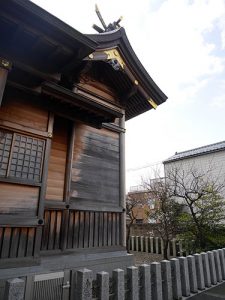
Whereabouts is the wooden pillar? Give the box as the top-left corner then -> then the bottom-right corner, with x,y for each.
0,58 -> 12,106
61,122 -> 75,251
34,112 -> 54,257
119,113 -> 126,247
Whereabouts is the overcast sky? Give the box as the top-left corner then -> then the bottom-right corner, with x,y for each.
32,0 -> 225,190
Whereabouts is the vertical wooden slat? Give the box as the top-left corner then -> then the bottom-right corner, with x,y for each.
112,213 -> 116,246
48,211 -> 56,250
103,212 -> 108,246
94,212 -> 99,247
79,211 -> 85,248
54,211 -> 62,250
73,211 -> 79,249
84,211 -> 90,248
33,227 -> 42,258
107,213 -> 112,246
9,227 -> 20,258
41,211 -> 50,250
0,228 -> 4,257
60,209 -> 69,251
18,228 -> 28,257
115,213 -> 120,245
26,228 -> 35,257
119,213 -> 123,246
1,227 -> 11,258
99,212 -> 103,247
89,212 -> 94,248
67,211 -> 74,249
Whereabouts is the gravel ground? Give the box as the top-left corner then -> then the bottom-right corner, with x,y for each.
130,251 -> 163,265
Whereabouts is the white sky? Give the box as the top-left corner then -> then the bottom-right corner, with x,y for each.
32,0 -> 225,190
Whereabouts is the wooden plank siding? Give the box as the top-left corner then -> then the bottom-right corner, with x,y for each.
45,117 -> 68,201
0,183 -> 39,215
71,124 -> 120,210
0,95 -> 48,132
77,78 -> 119,105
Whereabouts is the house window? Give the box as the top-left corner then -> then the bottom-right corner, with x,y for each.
0,128 -> 45,182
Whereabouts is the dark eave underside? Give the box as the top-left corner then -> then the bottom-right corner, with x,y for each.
0,0 -> 167,122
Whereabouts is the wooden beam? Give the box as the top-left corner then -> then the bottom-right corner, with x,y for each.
42,82 -> 123,119
40,96 -> 108,129
0,57 -> 12,106
119,114 -> 126,247
14,61 -> 61,83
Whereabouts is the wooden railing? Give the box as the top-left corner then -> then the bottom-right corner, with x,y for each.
41,209 -> 122,252
66,210 -> 122,249
0,227 -> 36,259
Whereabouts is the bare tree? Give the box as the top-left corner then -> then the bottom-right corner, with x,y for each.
165,165 -> 225,250
126,191 -> 149,252
143,178 -> 183,259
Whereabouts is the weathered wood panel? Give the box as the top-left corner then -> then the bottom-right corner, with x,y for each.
41,210 -> 62,251
66,210 -> 122,249
71,124 -> 120,208
46,117 -> 68,201
0,227 -> 36,258
0,96 -> 48,131
0,183 -> 39,215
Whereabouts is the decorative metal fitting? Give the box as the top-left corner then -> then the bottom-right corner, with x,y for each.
148,98 -> 157,109
0,58 -> 12,70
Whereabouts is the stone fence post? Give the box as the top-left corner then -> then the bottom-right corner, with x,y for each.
3,278 -> 25,300
76,268 -> 93,300
97,271 -> 109,300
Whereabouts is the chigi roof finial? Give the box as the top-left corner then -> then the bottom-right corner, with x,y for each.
93,4 -> 123,33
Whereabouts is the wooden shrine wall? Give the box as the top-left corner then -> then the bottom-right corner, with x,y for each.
70,124 -> 120,210
0,91 -> 51,261
0,89 -> 123,265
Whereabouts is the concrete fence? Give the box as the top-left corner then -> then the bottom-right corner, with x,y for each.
5,248 -> 225,300
129,236 -> 192,257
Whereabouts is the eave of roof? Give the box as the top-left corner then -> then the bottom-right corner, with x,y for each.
86,28 -> 168,107
163,140 -> 225,164
1,0 -> 167,121
1,0 -> 98,53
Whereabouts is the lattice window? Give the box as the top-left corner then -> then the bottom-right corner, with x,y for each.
0,131 -> 13,177
0,128 -> 45,182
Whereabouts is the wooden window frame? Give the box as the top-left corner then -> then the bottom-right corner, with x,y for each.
0,128 -> 46,185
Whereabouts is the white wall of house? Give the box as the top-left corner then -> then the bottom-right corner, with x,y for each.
164,150 -> 225,198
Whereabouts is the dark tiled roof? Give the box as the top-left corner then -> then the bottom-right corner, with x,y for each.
163,141 -> 225,163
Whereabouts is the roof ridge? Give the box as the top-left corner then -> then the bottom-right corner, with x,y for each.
175,140 -> 225,156
164,140 -> 225,163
